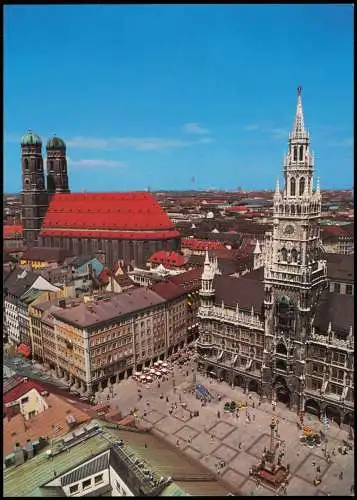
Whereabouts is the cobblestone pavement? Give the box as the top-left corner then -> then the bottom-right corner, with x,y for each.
96,362 -> 354,496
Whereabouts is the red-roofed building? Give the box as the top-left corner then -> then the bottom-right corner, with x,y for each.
148,250 -> 185,269
4,224 -> 23,249
3,377 -> 49,421
181,238 -> 225,256
38,192 -> 180,266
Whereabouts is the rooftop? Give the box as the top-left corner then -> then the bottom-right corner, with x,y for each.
4,419 -> 233,497
40,192 -> 180,240
51,288 -> 166,328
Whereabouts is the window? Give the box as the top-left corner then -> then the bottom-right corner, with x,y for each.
293,146 -> 297,162
299,177 -> 305,196
94,474 -> 103,484
281,248 -> 288,262
69,484 -> 79,494
290,178 -> 296,196
332,351 -> 345,366
291,249 -> 298,263
82,479 -> 91,489
21,397 -> 29,404
24,158 -> 29,170
346,284 -> 353,295
334,283 -> 341,294
299,145 -> 304,161
331,368 -> 344,383
329,383 -> 343,396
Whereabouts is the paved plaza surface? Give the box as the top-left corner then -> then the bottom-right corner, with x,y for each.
96,361 -> 354,496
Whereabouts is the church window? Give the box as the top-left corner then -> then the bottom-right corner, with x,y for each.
299,145 -> 304,161
290,177 -> 296,196
281,248 -> 288,262
24,158 -> 29,170
296,205 -> 301,214
276,342 -> 287,355
293,146 -> 297,161
276,359 -> 287,371
291,248 -> 298,263
291,205 -> 295,215
299,177 -> 305,196
276,296 -> 295,335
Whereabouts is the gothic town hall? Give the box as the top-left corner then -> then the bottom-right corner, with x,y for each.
196,87 -> 354,428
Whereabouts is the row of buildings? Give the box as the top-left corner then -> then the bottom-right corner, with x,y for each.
4,263 -> 201,394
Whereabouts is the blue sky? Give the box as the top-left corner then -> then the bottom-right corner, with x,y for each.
4,4 -> 353,193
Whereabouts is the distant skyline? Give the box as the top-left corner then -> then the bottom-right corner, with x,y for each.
4,4 -> 353,193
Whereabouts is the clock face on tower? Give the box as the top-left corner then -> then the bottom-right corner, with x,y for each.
284,224 -> 295,235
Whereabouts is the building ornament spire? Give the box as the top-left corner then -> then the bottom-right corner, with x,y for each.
293,85 -> 305,138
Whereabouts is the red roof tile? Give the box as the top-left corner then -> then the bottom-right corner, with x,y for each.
182,238 -> 225,251
148,250 -> 185,267
4,379 -> 46,405
4,224 -> 23,237
40,193 -> 180,240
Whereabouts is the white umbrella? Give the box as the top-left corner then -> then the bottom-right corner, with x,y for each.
157,360 -> 163,364
150,368 -> 156,374
161,368 -> 168,374
140,375 -> 146,380
154,362 -> 159,367
135,371 -> 142,376
162,362 -> 168,367
155,371 -> 162,377
146,376 -> 153,381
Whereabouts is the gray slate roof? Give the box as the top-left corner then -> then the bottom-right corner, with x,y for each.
326,253 -> 354,282
4,268 -> 39,298
51,288 -> 166,328
213,272 -> 264,313
314,290 -> 354,335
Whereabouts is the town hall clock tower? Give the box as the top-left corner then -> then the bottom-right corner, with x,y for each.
262,87 -> 328,411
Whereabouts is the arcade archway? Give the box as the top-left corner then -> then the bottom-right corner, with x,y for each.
248,379 -> 260,395
305,398 -> 320,416
325,406 -> 341,426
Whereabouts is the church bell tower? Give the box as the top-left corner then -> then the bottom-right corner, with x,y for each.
21,131 -> 48,247
262,87 -> 328,410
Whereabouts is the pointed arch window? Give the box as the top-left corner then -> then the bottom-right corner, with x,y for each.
299,145 -> 304,161
299,177 -> 305,196
293,146 -> 297,162
281,248 -> 288,262
291,248 -> 298,263
296,205 -> 301,215
290,177 -> 296,196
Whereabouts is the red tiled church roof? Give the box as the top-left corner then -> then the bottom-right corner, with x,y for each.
40,192 -> 180,240
148,250 -> 185,267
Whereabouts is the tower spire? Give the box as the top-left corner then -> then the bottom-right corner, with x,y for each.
293,86 -> 305,137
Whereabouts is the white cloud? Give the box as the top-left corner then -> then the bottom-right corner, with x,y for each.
67,158 -> 126,168
243,124 -> 260,131
269,127 -> 288,140
66,135 -> 212,151
328,138 -> 353,148
183,122 -> 211,135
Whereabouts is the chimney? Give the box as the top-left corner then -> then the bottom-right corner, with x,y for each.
14,443 -> 25,466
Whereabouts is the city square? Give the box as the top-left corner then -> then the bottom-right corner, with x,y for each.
97,359 -> 354,496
